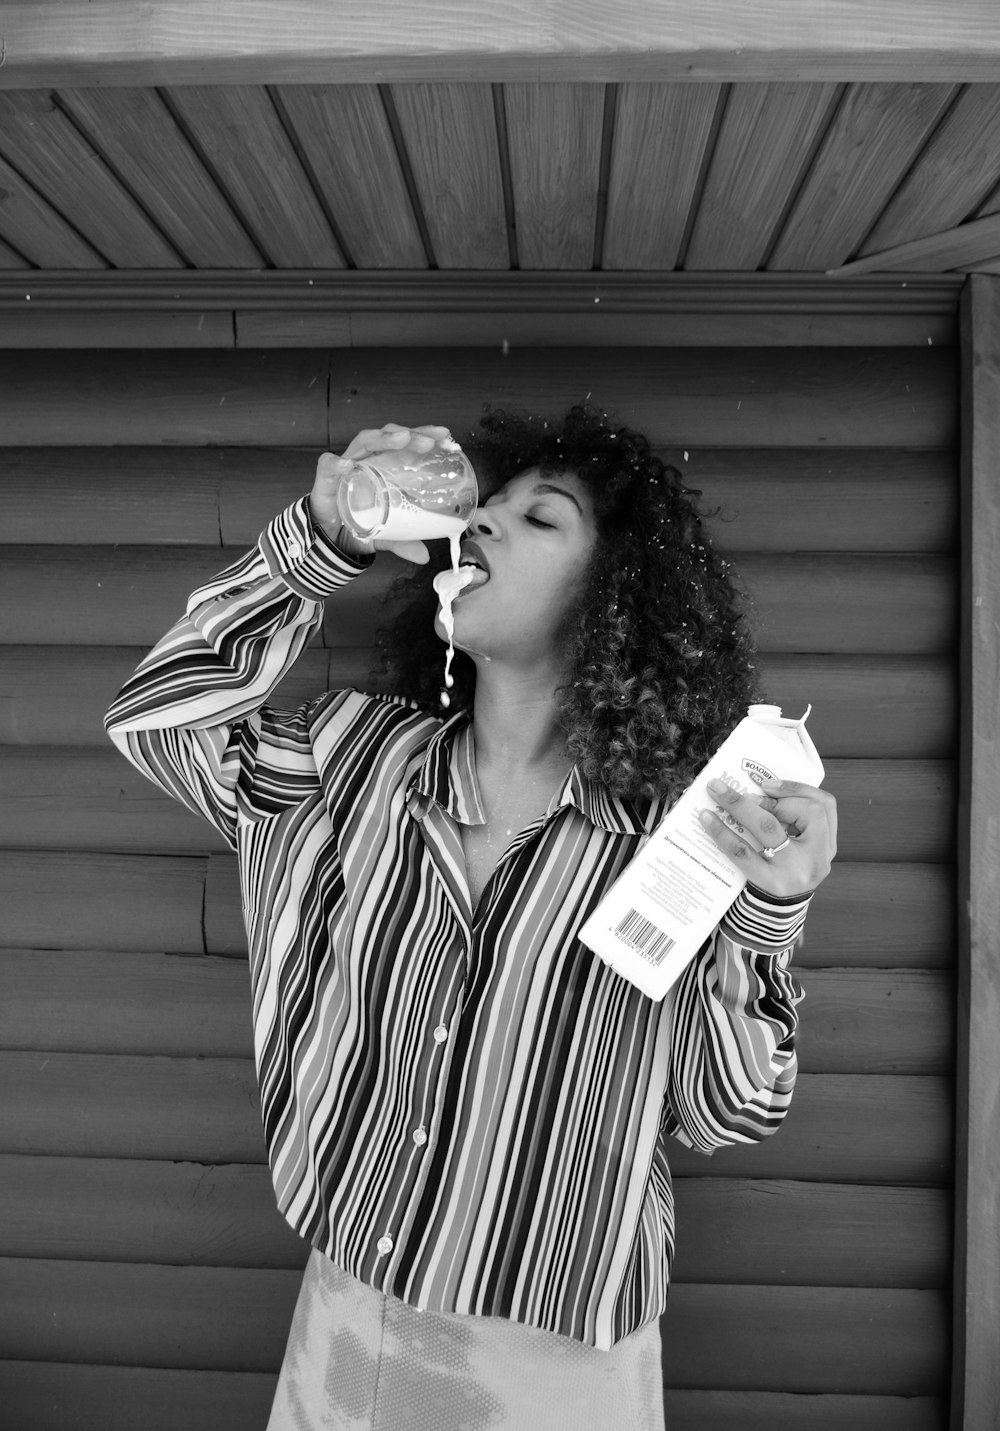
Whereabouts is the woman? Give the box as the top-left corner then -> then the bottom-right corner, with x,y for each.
106,406 -> 836,1430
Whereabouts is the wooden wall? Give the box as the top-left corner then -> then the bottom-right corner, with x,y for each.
0,336 -> 957,1430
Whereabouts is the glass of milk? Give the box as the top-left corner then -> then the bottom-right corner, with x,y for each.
336,433 -> 478,543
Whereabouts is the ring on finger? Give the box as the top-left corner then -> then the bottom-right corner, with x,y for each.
760,836 -> 792,861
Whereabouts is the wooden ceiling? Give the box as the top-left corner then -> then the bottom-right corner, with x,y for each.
2,78 -> 1000,278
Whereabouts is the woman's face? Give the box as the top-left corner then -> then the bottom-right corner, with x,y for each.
438,467 -> 598,671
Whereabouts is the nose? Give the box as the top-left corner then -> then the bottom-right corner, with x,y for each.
471,504 -> 500,538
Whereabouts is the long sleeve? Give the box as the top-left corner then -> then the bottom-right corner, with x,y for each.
105,497 -> 372,847
664,883 -> 808,1153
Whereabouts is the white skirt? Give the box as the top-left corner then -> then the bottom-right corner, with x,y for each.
267,1250 -> 666,1431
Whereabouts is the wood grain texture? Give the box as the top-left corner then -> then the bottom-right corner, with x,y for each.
0,645 -> 336,745
601,83 -> 722,270
328,347 -> 958,449
1,547 -> 955,651
952,273 -> 1000,1431
0,151 -> 105,267
0,952 -> 950,1074
685,83 -> 841,271
0,91 -> 181,267
1,4 -> 999,88
660,1286 -> 949,1394
797,861 -> 953,969
0,850 -> 207,953
0,1369 -> 945,1431
0,1057 -> 951,1182
160,87 -> 344,268
56,87 -> 264,267
388,84 -> 508,269
0,1157 -> 949,1289
204,856 -> 955,968
0,647 -> 952,756
272,85 -> 426,269
860,84 -> 1000,257
0,1258 -> 948,1392
0,446 -> 956,552
830,212 -> 1000,277
503,82 -> 604,269
661,1392 -> 945,1431
0,748 -> 954,860
0,350 -> 329,447
0,310 -> 235,347
0,233 -> 29,268
768,83 -> 957,271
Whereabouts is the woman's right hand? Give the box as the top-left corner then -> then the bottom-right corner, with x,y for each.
310,424 -> 451,566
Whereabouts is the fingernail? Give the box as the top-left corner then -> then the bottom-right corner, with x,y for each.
698,809 -> 715,827
707,778 -> 728,794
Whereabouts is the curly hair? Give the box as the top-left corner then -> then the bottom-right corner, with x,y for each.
373,404 -> 761,802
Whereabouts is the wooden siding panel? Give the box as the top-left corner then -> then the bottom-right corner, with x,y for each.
767,83 -> 957,271
0,310 -> 235,347
205,856 -> 955,968
860,84 -> 1000,256
602,83 -> 723,270
272,85 -> 426,269
160,87 -> 344,268
0,1260 -> 947,1393
0,648 -> 953,758
328,348 -> 957,449
0,351 -> 329,446
0,446 -> 957,553
0,152 -> 106,267
0,547 -> 954,652
0,952 -> 950,1075
0,850 -> 207,954
0,92 -> 181,267
56,88 -> 264,267
0,749 -> 955,861
0,1157 -> 949,1290
0,1057 -> 952,1183
503,83 -> 604,270
0,1369 -> 946,1431
388,85 -> 508,269
0,646 -> 336,746
685,83 -> 841,271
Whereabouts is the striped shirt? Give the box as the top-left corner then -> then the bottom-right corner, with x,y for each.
106,496 -> 808,1351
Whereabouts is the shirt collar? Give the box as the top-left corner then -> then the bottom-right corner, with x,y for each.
407,711 -> 654,836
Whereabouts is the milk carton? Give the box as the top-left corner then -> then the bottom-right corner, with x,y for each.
578,705 -> 824,1000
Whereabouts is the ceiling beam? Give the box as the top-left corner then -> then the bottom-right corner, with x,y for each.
0,2 -> 998,89
828,215 -> 1000,277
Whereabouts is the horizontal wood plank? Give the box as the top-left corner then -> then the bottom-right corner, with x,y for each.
0,1057 -> 952,1182
2,5 -> 999,87
660,1286 -> 949,1394
0,748 -> 956,861
0,1259 -> 948,1393
0,850 -> 207,954
327,347 -> 957,449
0,1366 -> 945,1431
0,1157 -> 949,1290
0,951 -> 954,1075
0,647 -> 954,758
206,855 -> 955,968
0,446 -> 957,552
661,1392 -> 944,1431
0,351 -> 329,446
0,310 -> 235,348
0,547 -> 957,653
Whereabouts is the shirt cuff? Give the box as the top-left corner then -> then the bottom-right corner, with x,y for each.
721,883 -> 813,952
259,497 -> 374,599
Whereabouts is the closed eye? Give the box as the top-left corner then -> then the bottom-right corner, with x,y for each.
526,514 -> 555,529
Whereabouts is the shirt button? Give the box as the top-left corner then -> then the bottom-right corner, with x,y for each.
433,1024 -> 448,1044
376,1234 -> 394,1256
412,1126 -> 428,1146
288,539 -> 303,560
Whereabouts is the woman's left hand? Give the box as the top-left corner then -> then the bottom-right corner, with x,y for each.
699,778 -> 838,899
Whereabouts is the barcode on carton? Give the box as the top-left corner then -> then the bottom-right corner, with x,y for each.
614,910 -> 675,967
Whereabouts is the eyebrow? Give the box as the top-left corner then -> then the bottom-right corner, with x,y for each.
532,481 -> 584,516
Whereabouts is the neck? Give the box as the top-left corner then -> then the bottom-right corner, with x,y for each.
469,659 -> 570,775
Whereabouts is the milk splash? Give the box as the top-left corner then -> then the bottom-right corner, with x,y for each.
432,534 -> 475,707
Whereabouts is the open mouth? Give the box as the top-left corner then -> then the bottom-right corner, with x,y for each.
457,541 -> 491,588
